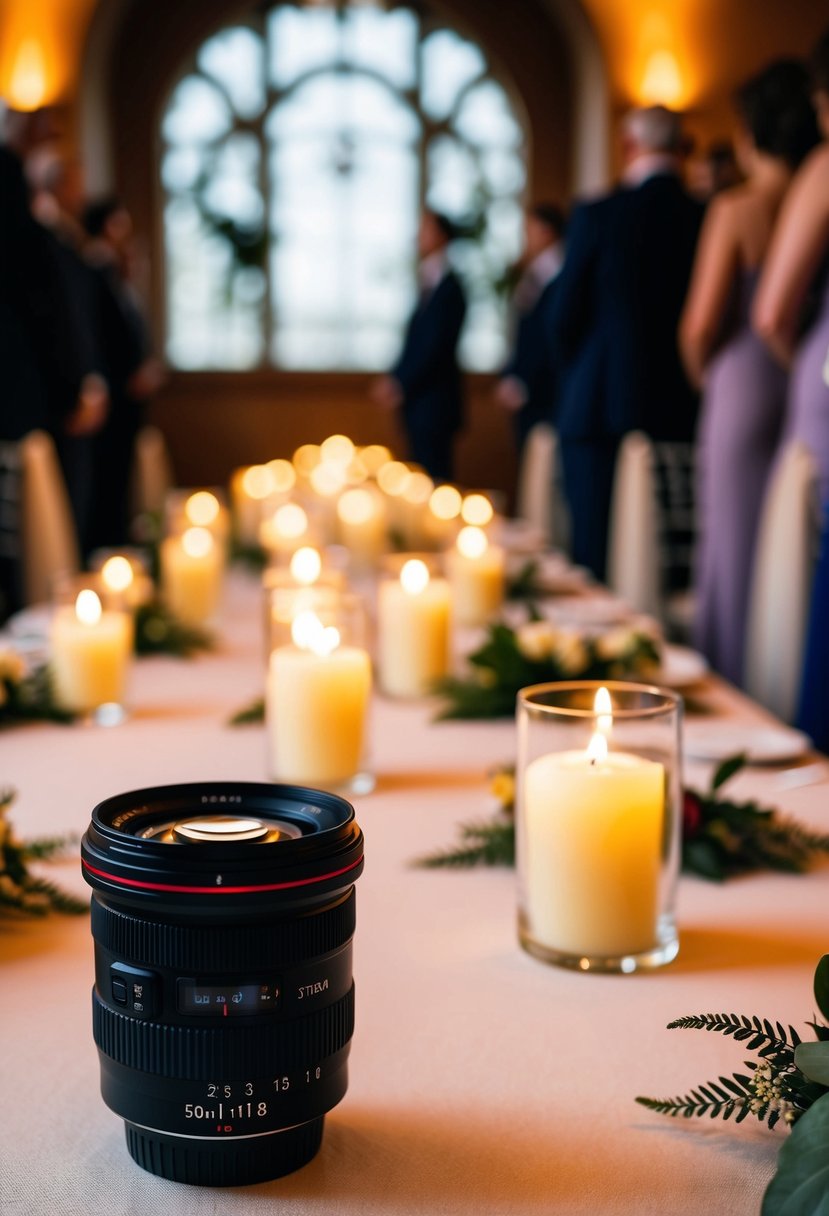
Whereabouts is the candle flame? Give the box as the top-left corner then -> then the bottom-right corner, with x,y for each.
181,527 -> 214,558
310,460 -> 347,497
292,444 -> 321,476
291,610 -> 340,656
376,461 -> 411,497
401,471 -> 434,506
267,459 -> 296,494
401,559 -> 429,595
429,484 -> 462,521
241,465 -> 275,500
594,685 -> 613,736
587,730 -> 608,766
461,493 -> 494,527
101,556 -> 134,593
273,503 -> 308,540
185,490 -> 220,526
338,487 -> 375,525
359,444 -> 392,475
76,589 -> 102,626
457,525 -> 488,560
290,546 -> 322,586
320,434 -> 355,467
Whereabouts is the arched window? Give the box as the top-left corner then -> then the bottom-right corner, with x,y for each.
160,3 -> 527,373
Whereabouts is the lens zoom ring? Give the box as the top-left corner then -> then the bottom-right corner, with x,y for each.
93,987 -> 354,1079
91,891 -> 355,969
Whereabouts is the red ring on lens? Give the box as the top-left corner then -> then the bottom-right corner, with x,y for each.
81,854 -> 363,894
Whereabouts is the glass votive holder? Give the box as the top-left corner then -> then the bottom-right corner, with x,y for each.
88,549 -> 155,610
266,587 -> 373,795
165,488 -> 230,555
377,555 -> 451,698
159,526 -> 224,628
516,681 -> 682,974
50,575 -> 133,724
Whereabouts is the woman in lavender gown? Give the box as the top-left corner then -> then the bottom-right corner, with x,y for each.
755,30 -> 829,498
680,61 -> 819,685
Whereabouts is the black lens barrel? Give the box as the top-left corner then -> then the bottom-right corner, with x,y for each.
81,782 -> 364,1187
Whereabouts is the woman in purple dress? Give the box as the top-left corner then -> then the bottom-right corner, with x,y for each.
680,61 -> 819,685
755,30 -> 829,498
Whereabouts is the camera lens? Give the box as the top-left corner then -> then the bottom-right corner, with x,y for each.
81,782 -> 364,1186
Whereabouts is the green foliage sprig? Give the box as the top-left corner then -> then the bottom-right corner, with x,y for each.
639,957 -> 829,1216
0,654 -> 74,726
433,617 -> 661,720
416,755 -> 829,881
505,559 -> 544,602
134,601 -> 214,658
0,789 -> 87,916
228,696 -> 265,726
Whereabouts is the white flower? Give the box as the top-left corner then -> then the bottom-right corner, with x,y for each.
595,628 -> 635,661
515,621 -> 558,662
0,649 -> 25,686
553,629 -> 589,675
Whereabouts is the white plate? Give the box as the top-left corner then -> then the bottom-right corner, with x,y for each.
654,644 -> 709,689
6,604 -> 53,641
684,723 -> 811,764
549,596 -> 632,627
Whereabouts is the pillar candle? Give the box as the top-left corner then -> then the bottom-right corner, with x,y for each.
523,736 -> 665,958
445,525 -> 505,626
50,590 -> 132,713
337,487 -> 387,569
267,611 -> 371,787
160,527 -> 222,626
377,559 -> 451,697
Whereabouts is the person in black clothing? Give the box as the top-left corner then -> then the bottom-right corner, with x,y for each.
374,211 -> 467,480
550,106 -> 704,581
83,198 -> 164,550
494,203 -> 566,459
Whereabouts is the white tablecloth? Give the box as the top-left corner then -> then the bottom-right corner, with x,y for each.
2,574 -> 827,1215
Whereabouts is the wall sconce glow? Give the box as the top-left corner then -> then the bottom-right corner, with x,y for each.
639,49 -> 684,107
7,39 -> 48,111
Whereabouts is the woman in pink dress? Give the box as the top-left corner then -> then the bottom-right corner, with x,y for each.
681,60 -> 819,685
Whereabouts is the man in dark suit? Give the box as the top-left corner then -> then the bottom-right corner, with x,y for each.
551,106 -> 703,581
374,211 -> 466,480
494,203 -> 565,458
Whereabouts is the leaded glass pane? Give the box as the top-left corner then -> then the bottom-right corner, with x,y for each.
421,29 -> 485,120
197,26 -> 265,119
162,75 -> 232,145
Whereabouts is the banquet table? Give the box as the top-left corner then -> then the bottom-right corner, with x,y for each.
2,569 -> 828,1216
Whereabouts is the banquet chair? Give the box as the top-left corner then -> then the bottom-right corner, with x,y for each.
744,441 -> 820,723
515,422 -> 570,550
606,431 -> 661,617
19,429 -> 80,605
131,425 -> 174,518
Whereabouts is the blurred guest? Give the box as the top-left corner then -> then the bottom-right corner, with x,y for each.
83,198 -> 164,549
493,203 -> 565,459
690,140 -> 743,200
550,106 -> 703,581
754,28 -> 829,498
0,119 -> 101,616
681,60 -> 819,685
373,211 -> 466,480
25,145 -> 110,556
798,498 -> 829,752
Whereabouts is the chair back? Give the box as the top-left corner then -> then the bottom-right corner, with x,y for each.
744,441 -> 820,722
515,423 -> 570,550
20,430 -> 80,605
606,431 -> 661,616
131,425 -> 174,518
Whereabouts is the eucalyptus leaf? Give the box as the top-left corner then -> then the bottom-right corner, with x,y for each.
794,1042 -> 829,1086
761,1093 -> 829,1216
711,752 -> 748,792
814,956 -> 829,1023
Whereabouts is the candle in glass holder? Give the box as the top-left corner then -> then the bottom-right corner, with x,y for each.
266,608 -> 371,789
160,526 -> 222,626
51,589 -> 132,716
260,502 -> 311,559
461,493 -> 494,529
425,484 -> 462,549
446,525 -> 505,625
378,559 -> 450,697
230,466 -> 277,547
100,555 -> 153,613
517,684 -> 679,971
337,487 -> 386,568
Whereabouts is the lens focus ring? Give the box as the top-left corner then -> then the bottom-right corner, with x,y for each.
93,986 -> 355,1080
91,889 -> 356,970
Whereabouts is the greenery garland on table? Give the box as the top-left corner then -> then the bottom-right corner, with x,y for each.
637,955 -> 829,1215
0,789 -> 87,915
433,617 -> 661,720
416,755 -> 829,881
0,651 -> 74,726
134,601 -> 214,658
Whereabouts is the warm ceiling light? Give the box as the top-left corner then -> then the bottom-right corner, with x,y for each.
639,50 -> 684,107
7,40 -> 48,112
